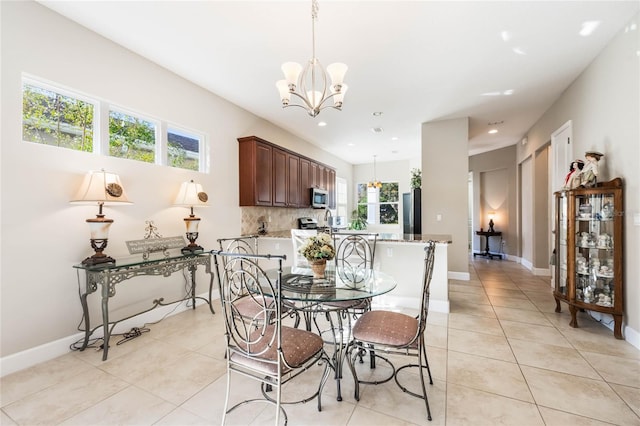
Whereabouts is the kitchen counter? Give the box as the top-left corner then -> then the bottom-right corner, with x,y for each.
258,230 -> 452,244
257,230 -> 452,313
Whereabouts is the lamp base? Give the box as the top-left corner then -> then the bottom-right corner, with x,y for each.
82,253 -> 116,265
182,232 -> 203,254
181,244 -> 204,255
82,238 -> 115,265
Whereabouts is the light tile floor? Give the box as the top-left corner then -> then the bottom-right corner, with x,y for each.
2,258 -> 639,425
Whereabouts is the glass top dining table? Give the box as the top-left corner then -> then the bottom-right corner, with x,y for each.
264,263 -> 397,402
264,264 -> 397,304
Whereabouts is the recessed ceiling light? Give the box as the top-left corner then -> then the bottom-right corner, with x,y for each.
372,111 -> 383,117
391,150 -> 398,154
512,47 -> 527,55
371,127 -> 384,133
488,129 -> 498,134
391,137 -> 399,141
580,21 -> 601,37
347,143 -> 355,146
318,121 -> 327,127
481,91 -> 501,96
500,31 -> 512,42
503,89 -> 514,96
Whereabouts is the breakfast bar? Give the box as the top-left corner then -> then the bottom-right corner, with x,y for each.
257,231 -> 452,313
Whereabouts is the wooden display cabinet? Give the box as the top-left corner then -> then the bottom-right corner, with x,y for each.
553,178 -> 624,339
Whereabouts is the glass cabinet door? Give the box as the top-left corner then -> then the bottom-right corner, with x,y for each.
573,192 -> 615,308
555,192 -> 568,299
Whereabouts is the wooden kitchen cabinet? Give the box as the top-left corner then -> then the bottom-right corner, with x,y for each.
273,146 -> 301,207
238,136 -> 272,206
299,158 -> 312,207
553,178 -> 624,339
238,136 -> 335,208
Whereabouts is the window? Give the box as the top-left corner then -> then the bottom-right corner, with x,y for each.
335,177 -> 348,218
22,82 -> 95,152
357,182 -> 399,225
168,127 -> 202,171
21,76 -> 209,172
109,110 -> 156,163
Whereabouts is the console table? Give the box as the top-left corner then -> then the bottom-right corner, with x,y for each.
73,252 -> 215,360
474,231 -> 503,259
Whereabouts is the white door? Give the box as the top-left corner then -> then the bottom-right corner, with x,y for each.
551,120 -> 573,192
550,121 -> 573,286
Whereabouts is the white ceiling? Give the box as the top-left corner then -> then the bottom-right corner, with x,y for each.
39,1 -> 639,165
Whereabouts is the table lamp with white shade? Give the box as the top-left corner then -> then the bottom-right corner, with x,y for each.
71,169 -> 132,265
174,179 -> 209,253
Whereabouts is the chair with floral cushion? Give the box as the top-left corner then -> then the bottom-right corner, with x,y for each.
211,250 -> 331,425
345,240 -> 436,421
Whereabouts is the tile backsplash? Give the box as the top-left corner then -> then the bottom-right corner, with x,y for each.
241,206 -> 327,235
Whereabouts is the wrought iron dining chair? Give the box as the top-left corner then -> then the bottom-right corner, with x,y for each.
217,236 -> 300,328
345,240 -> 436,421
211,250 -> 331,425
317,232 -> 378,366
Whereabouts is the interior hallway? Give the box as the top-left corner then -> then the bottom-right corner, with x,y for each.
1,257 -> 639,425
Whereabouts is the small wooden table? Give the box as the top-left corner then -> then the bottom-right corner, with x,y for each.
474,231 -> 503,259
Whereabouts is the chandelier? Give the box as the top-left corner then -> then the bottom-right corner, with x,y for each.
276,0 -> 348,117
368,155 -> 382,189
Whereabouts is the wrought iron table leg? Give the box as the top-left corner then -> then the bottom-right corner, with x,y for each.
79,291 -> 91,351
101,292 -> 110,361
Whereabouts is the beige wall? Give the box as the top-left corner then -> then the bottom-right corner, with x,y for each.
421,117 -> 469,276
0,1 -> 351,358
469,145 -> 518,257
519,13 -> 639,340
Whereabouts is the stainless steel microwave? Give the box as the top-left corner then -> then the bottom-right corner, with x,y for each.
310,187 -> 328,209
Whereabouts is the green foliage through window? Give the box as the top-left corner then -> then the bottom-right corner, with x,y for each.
22,83 -> 94,151
22,78 -> 207,172
109,111 -> 156,163
356,182 -> 399,225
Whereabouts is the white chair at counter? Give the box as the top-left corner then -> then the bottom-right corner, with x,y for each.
290,229 -> 318,274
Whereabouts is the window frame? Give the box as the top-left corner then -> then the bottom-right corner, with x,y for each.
356,181 -> 400,225
22,77 -> 99,152
21,75 -> 210,173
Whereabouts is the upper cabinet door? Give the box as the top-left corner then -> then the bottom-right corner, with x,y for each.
287,153 -> 300,207
272,147 -> 288,207
299,158 -> 311,207
238,137 -> 273,206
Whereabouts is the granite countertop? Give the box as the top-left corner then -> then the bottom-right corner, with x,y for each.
256,230 -> 452,244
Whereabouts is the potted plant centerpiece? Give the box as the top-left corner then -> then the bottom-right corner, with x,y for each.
299,233 -> 335,278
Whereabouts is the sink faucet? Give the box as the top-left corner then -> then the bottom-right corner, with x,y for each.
324,209 -> 333,233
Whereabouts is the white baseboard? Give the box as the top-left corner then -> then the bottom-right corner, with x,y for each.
521,258 -> 533,271
0,293 -> 217,378
448,271 -> 470,281
586,311 -> 640,350
532,267 -> 551,276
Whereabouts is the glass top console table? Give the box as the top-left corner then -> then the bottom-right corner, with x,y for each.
73,251 -> 215,361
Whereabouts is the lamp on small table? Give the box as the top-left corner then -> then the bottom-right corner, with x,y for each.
488,211 -> 496,233
174,179 -> 209,254
71,169 -> 132,265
